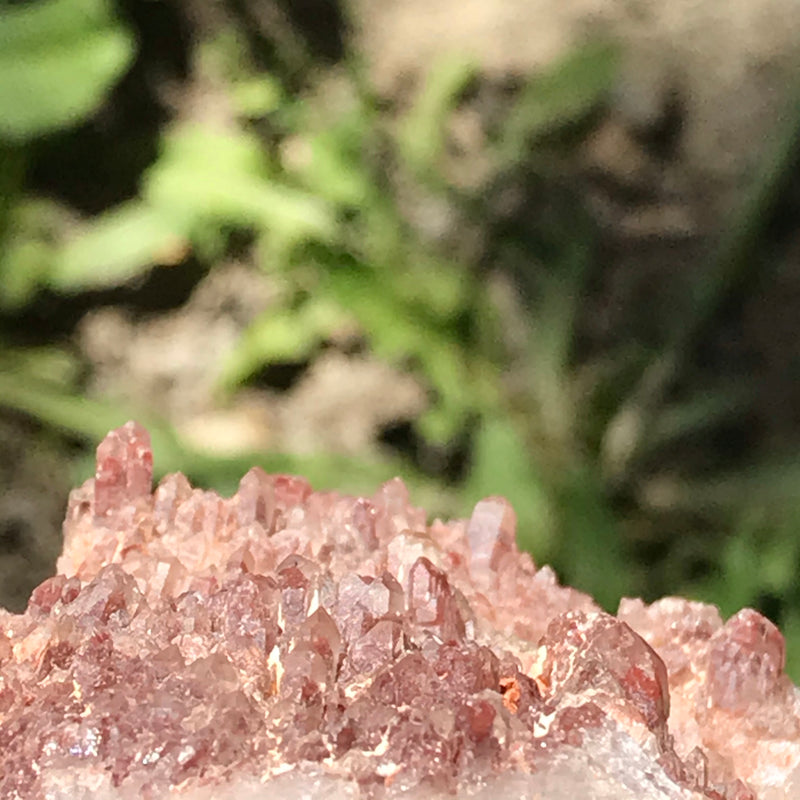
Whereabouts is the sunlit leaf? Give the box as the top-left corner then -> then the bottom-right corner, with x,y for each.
0,0 -> 135,140
50,201 -> 189,291
400,53 -> 477,173
144,125 -> 337,246
232,76 -> 283,118
297,117 -> 374,208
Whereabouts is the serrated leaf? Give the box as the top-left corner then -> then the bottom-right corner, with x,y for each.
0,0 -> 135,140
318,253 -> 496,444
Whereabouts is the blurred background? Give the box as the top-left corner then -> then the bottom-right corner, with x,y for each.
2,0 -> 800,675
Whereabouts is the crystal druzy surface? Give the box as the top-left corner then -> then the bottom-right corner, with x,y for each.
1,423 -> 799,799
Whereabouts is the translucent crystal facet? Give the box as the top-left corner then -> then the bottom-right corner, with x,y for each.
466,496 -> 517,581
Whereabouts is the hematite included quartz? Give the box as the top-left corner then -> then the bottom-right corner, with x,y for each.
1,423 -> 798,799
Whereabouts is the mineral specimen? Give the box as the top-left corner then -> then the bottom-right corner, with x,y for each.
1,422 -> 798,799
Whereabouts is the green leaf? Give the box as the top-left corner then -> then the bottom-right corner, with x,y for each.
499,40 -> 618,160
0,234 -> 57,309
646,457 -> 800,515
642,385 -> 753,454
0,0 -> 135,140
303,122 -> 373,208
555,467 -> 629,609
144,124 -> 337,246
50,201 -> 189,291
463,416 -> 558,562
313,250 -> 500,444
0,345 -> 79,386
415,343 -> 473,443
392,255 -> 470,320
232,76 -> 283,118
780,610 -> 800,683
322,260 -> 463,441
689,509 -> 800,614
399,53 -> 477,173
219,297 -> 351,389
0,198 -> 68,309
1,196 -> 187,303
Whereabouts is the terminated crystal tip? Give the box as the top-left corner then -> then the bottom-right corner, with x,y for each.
94,420 -> 153,516
1,424 -> 799,799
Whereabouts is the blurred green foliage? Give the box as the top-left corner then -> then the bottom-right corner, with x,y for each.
0,0 -> 134,140
1,0 -> 800,677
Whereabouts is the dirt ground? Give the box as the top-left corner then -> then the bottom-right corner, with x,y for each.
356,0 -> 800,198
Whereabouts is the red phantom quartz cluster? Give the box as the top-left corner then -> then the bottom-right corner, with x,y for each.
1,422 -> 799,799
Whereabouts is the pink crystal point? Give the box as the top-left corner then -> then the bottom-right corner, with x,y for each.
2,424 -> 799,800
708,607 -> 786,710
540,611 -> 670,733
408,556 -> 466,642
466,496 -> 517,580
94,420 -> 153,516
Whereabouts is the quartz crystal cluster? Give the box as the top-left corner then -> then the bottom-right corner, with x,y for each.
2,423 -> 799,799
